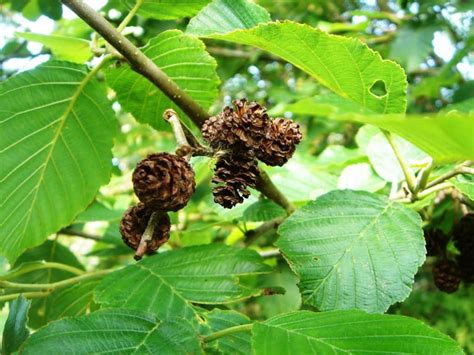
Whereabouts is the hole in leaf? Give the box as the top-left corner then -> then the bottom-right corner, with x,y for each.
369,80 -> 387,97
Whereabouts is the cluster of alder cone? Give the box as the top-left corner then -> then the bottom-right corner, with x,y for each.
120,99 -> 302,259
426,213 -> 474,293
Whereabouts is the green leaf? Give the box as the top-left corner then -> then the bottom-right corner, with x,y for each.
21,309 -> 203,354
252,310 -> 463,354
277,190 -> 425,313
338,163 -> 386,192
453,174 -> 474,200
269,159 -> 338,202
38,0 -> 62,20
2,295 -> 31,354
44,279 -> 99,324
15,32 -> 92,64
243,199 -> 285,222
95,244 -> 271,322
9,240 -> 85,329
106,30 -> 219,130
187,0 -> 271,36
114,0 -> 210,20
272,93 -> 374,118
389,25 -> 438,72
314,145 -> 366,171
367,132 -> 429,182
335,112 -> 474,163
74,201 -> 124,223
0,61 -> 117,262
195,21 -> 407,114
203,309 -> 252,354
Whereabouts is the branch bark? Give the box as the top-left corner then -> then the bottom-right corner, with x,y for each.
61,0 -> 294,214
61,0 -> 209,127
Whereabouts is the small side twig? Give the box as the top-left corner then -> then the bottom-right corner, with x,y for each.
256,170 -> 295,215
59,228 -> 102,241
425,161 -> 473,189
245,217 -> 284,246
135,211 -> 162,260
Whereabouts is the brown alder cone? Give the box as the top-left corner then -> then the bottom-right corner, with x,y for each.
212,152 -> 259,208
257,118 -> 302,166
201,98 -> 269,150
424,229 -> 449,257
453,213 -> 474,283
132,153 -> 195,211
433,259 -> 461,293
120,203 -> 171,255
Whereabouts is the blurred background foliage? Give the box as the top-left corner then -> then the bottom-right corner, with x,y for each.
0,0 -> 473,352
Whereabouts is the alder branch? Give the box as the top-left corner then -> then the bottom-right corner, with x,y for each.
61,0 -> 295,214
61,0 -> 209,127
245,217 -> 284,246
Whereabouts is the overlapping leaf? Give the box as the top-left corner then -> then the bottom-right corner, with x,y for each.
21,309 -> 203,354
2,296 -> 31,354
106,30 -> 219,130
203,310 -> 252,354
95,244 -> 271,321
15,32 -> 92,63
0,61 -> 117,262
336,112 -> 474,163
252,310 -> 463,354
112,0 -> 210,20
277,190 -> 425,313
187,0 -> 271,36
193,21 -> 407,114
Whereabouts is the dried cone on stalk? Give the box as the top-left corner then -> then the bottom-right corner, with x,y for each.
212,152 -> 259,208
201,99 -> 270,150
453,213 -> 474,283
424,229 -> 449,257
120,203 -> 171,259
132,153 -> 195,211
433,259 -> 461,293
257,118 -> 302,166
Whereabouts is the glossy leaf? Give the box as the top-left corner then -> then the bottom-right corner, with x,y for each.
21,309 -> 203,354
335,112 -> 474,163
277,190 -> 425,313
187,0 -> 271,36
95,244 -> 271,321
243,199 -> 285,222
2,295 -> 31,354
252,310 -> 463,354
114,0 -> 210,20
196,21 -> 407,114
0,61 -> 117,262
106,30 -> 219,130
15,32 -> 92,63
338,163 -> 386,192
367,132 -> 428,182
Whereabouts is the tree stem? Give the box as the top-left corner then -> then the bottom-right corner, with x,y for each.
0,291 -> 50,303
61,0 -> 294,215
0,269 -> 113,291
256,170 -> 295,214
203,323 -> 254,343
382,131 -> 416,193
61,0 -> 210,127
425,161 -> 472,189
245,217 -> 284,246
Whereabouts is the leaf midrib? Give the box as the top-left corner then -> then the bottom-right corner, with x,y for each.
15,66 -> 98,251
